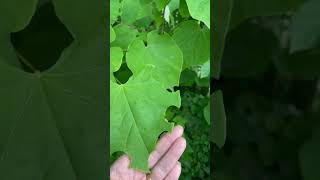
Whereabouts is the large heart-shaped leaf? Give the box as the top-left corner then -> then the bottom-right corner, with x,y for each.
212,0 -> 232,78
0,1 -> 107,179
110,31 -> 183,172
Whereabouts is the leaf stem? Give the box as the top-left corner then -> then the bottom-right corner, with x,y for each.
15,50 -> 39,73
159,8 -> 167,34
115,77 -> 122,84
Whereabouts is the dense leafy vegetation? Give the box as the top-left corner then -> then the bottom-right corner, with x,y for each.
0,0 -> 107,179
213,0 -> 320,179
168,86 -> 211,179
110,0 -> 211,175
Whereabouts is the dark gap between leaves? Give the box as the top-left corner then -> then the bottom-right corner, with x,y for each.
143,40 -> 148,47
211,77 -> 223,94
113,62 -> 133,84
10,1 -> 73,73
167,86 -> 180,93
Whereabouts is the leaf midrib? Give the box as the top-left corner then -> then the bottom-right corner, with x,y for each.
39,78 -> 78,179
121,85 -> 149,154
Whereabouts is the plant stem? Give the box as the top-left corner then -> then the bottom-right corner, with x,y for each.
15,51 -> 38,73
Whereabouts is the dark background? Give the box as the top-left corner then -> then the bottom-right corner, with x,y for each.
213,14 -> 320,180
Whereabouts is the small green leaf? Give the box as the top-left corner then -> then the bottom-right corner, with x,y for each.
110,47 -> 123,80
168,0 -> 180,12
173,20 -> 210,69
203,102 -> 210,125
185,0 -> 210,28
111,24 -> 138,50
212,91 -> 226,148
199,60 -> 210,78
110,26 -> 116,43
179,69 -> 197,86
121,0 -> 153,24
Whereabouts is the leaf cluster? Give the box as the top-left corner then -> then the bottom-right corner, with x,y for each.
110,0 -> 211,172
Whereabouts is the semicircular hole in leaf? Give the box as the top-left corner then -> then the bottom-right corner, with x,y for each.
10,2 -> 74,73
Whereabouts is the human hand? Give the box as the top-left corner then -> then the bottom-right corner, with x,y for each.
110,125 -> 186,180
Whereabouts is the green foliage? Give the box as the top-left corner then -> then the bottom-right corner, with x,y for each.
169,88 -> 210,179
0,1 -> 107,179
110,0 -> 210,172
185,0 -> 210,28
110,0 -> 121,24
173,20 -> 210,69
110,32 -> 182,172
111,24 -> 138,50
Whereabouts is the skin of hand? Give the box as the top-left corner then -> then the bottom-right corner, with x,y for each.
110,125 -> 186,180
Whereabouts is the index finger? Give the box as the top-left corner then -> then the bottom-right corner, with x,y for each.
148,125 -> 184,168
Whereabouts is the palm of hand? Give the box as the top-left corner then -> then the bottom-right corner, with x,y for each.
110,126 -> 186,180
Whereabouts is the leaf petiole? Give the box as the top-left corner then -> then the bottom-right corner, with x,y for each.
15,50 -> 39,73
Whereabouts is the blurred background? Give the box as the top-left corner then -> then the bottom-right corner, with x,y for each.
213,3 -> 320,180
